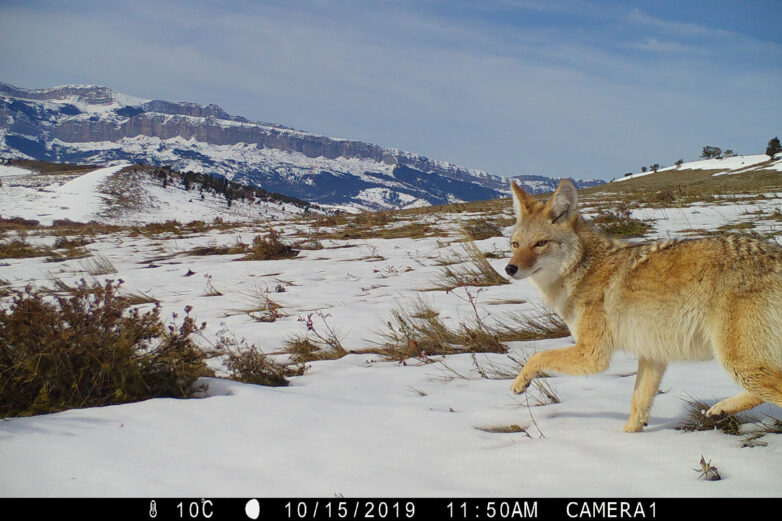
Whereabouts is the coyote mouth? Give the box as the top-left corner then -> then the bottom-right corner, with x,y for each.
508,266 -> 542,280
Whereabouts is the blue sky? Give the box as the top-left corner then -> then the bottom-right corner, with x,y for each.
1,0 -> 780,179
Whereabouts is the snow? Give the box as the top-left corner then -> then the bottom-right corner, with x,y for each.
612,154 -> 778,183
0,164 -> 128,224
0,162 -> 309,225
681,154 -> 770,172
3,354 -> 779,497
46,135 -> 399,188
0,166 -> 781,498
0,165 -> 35,177
353,187 -> 426,209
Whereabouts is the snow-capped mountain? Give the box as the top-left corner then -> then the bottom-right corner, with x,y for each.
511,174 -> 604,194
0,82 -> 602,209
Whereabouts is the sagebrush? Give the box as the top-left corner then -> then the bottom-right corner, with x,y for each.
0,279 -> 213,417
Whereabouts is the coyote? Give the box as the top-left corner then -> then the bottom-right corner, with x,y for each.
506,180 -> 782,432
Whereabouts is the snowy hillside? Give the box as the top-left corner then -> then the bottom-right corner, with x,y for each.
0,82 -> 603,210
613,154 -> 782,183
1,176 -> 780,497
0,162 -> 313,225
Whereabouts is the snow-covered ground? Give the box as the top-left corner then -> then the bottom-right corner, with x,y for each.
0,164 -> 36,177
1,175 -> 781,498
0,163 -> 308,225
0,163 -> 129,223
613,154 -> 782,183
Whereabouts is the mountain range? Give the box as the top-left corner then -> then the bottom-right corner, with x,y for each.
0,82 -> 603,210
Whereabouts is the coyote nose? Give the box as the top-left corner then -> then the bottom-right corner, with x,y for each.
505,264 -> 518,276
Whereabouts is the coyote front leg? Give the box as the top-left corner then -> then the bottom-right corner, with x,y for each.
623,357 -> 666,432
511,342 -> 610,394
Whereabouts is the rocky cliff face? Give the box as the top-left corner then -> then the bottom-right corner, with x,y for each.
0,82 -> 600,209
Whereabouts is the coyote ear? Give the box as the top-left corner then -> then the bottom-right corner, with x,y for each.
511,180 -> 536,221
547,179 -> 578,223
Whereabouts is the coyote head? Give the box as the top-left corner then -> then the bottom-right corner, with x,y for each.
506,179 -> 581,282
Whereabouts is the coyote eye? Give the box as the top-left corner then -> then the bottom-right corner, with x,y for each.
511,241 -> 519,249
534,240 -> 548,248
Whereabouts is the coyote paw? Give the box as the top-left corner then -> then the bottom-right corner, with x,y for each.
511,377 -> 530,394
622,420 -> 646,433
704,405 -> 726,418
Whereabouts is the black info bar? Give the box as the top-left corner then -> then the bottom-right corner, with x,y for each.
1,497 -> 775,520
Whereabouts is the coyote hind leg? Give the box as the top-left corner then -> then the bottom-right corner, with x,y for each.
710,319 -> 782,417
706,365 -> 782,417
706,391 -> 764,418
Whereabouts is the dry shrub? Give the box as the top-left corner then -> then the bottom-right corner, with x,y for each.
354,210 -> 394,227
284,337 -> 347,363
0,236 -> 49,259
284,312 -> 347,363
8,159 -> 94,175
0,280 -> 213,417
305,210 -> 438,241
461,220 -> 504,241
53,236 -> 93,249
49,219 -> 124,237
187,240 -> 246,257
1,234 -> 92,262
241,228 -> 298,261
221,338 -> 305,386
45,236 -> 92,262
648,188 -> 678,205
0,217 -> 40,233
591,206 -> 653,237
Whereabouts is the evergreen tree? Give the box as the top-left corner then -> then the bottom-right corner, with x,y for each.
767,137 -> 781,158
701,146 -> 721,159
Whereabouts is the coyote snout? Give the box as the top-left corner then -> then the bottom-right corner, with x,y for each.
507,179 -> 782,432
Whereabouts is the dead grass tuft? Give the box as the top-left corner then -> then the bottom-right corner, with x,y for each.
476,424 -> 529,434
225,285 -> 284,322
240,228 -> 298,261
81,254 -> 118,276
376,293 -> 507,361
495,305 -> 571,342
187,238 -> 246,257
591,206 -> 653,238
0,235 -> 49,259
220,337 -> 306,387
674,397 -> 757,435
0,217 -> 41,234
283,312 -> 348,363
435,240 -> 509,290
461,219 -> 505,241
202,274 -> 223,297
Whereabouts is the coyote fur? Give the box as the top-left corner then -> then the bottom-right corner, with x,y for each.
506,179 -> 782,432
